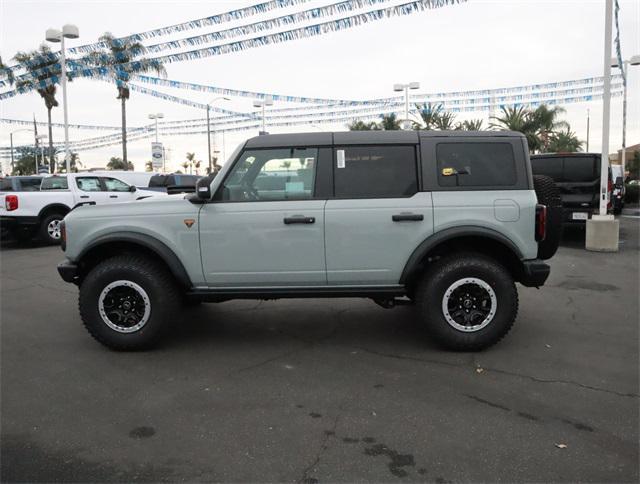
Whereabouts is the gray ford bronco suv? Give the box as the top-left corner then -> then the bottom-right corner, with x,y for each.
58,131 -> 559,351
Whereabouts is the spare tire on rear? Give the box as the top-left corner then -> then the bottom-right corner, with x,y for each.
533,174 -> 562,260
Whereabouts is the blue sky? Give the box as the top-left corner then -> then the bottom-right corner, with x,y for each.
1,0 -> 639,173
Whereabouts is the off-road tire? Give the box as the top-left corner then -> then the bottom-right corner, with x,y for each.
39,213 -> 65,245
79,255 -> 180,350
533,174 -> 562,260
415,253 -> 518,351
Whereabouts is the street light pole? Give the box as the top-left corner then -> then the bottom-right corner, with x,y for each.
46,24 -> 79,175
253,96 -> 273,135
598,0 -> 613,217
611,54 -> 640,182
393,82 -> 420,129
206,97 -> 230,173
586,108 -> 590,152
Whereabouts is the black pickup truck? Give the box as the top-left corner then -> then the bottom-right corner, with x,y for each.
530,153 -> 612,224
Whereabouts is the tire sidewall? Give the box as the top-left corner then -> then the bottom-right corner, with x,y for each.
80,261 -> 172,350
421,257 -> 517,350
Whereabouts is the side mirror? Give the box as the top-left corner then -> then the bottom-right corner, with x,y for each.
196,175 -> 214,200
129,185 -> 137,192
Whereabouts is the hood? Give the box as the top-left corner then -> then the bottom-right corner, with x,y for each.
66,193 -> 196,222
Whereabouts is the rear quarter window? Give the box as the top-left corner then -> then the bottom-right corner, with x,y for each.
436,142 -> 517,187
41,177 -> 69,190
0,179 -> 13,191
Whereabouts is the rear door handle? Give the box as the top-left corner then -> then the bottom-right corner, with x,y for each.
109,195 -> 118,198
284,216 -> 315,225
392,213 -> 424,222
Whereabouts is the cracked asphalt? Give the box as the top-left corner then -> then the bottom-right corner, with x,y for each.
1,216 -> 638,482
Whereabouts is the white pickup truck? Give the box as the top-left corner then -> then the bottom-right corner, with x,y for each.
0,172 -> 163,244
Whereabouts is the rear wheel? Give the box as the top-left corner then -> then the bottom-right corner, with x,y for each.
415,253 -> 518,351
39,213 -> 65,245
79,255 -> 180,350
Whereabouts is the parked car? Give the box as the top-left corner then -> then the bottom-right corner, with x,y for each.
147,173 -> 201,195
58,131 -> 560,351
530,153 -> 612,223
0,173 -> 163,244
0,176 -> 43,193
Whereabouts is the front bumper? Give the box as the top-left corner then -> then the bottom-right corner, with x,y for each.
57,259 -> 79,284
520,259 -> 550,287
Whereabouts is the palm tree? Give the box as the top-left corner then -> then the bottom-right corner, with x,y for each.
185,152 -> 196,174
83,33 -> 166,168
414,103 -> 444,130
107,156 -> 134,170
194,160 -> 201,175
13,45 -> 60,173
490,106 -> 539,152
348,120 -> 378,131
455,119 -> 484,131
145,160 -> 153,172
57,152 -> 81,173
435,111 -> 456,130
280,160 -> 292,170
530,105 -> 569,152
379,113 -> 400,130
547,128 -> 583,153
181,162 -> 189,173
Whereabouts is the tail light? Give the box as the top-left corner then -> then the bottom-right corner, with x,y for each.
535,204 -> 547,242
5,195 -> 18,211
607,178 -> 613,209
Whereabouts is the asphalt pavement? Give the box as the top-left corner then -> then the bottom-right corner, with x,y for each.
1,217 -> 638,482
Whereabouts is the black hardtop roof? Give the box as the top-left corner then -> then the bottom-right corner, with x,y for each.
531,152 -> 601,159
244,130 -> 526,148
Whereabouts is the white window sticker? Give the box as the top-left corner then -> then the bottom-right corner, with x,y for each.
337,149 -> 346,169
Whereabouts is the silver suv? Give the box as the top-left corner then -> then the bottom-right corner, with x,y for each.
57,131 -> 557,351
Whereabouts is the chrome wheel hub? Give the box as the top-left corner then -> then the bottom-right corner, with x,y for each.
98,280 -> 151,333
442,277 -> 497,332
47,219 -> 62,239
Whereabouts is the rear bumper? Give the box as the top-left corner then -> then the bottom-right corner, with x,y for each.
57,259 -> 79,284
562,208 -> 592,224
0,215 -> 39,228
520,259 -> 550,287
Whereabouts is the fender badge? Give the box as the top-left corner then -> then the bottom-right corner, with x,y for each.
184,219 -> 195,228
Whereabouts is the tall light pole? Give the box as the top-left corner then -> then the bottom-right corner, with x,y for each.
36,134 -> 48,173
253,96 -> 273,135
394,82 -> 420,130
611,54 -> 640,182
206,97 -> 229,174
148,113 -> 164,142
46,24 -> 79,175
586,0 -> 618,252
586,108 -> 590,152
9,128 -> 32,173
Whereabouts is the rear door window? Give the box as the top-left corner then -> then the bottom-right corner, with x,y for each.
531,156 -> 563,181
333,145 -> 418,198
562,156 -> 597,182
41,177 -> 69,190
76,177 -> 102,192
19,178 -> 42,191
102,177 -> 131,192
436,142 -> 517,187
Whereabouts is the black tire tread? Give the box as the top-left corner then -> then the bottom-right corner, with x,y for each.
79,254 -> 180,350
415,252 -> 519,351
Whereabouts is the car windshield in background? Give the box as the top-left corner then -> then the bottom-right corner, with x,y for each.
41,177 -> 69,190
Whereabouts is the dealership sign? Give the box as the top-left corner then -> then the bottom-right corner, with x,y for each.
151,142 -> 164,169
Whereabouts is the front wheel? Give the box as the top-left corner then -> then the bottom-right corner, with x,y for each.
415,253 -> 518,351
79,255 -> 180,350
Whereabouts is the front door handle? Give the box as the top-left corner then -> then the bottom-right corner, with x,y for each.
284,216 -> 315,225
80,195 -> 89,199
392,213 -> 424,222
109,195 -> 118,198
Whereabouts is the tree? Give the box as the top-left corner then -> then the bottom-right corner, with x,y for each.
107,156 -> 134,170
547,128 -> 583,153
194,159 -> 201,175
627,151 -> 639,181
490,105 -> 539,152
13,45 -> 60,173
11,147 -> 38,175
185,152 -> 196,174
181,162 -> 189,173
57,152 -> 81,173
455,119 -> 484,131
414,103 -> 444,130
530,105 -> 568,152
145,160 -> 153,172
83,32 -> 166,168
435,111 -> 456,130
280,160 -> 292,170
348,120 -> 378,131
379,113 -> 400,130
